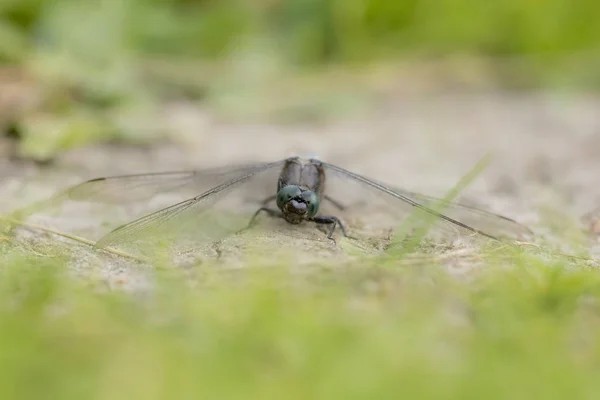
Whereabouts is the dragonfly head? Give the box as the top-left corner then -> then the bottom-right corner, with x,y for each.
276,185 -> 320,223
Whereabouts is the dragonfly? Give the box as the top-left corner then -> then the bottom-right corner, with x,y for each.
63,156 -> 533,251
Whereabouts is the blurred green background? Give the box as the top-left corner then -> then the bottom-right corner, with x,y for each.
1,0 -> 599,159
3,0 -> 599,67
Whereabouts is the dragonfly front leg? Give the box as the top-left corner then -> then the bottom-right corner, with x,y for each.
259,195 -> 277,206
245,206 -> 282,229
311,215 -> 354,243
236,206 -> 281,236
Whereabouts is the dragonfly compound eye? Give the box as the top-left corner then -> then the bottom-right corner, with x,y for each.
301,190 -> 320,217
276,185 -> 302,209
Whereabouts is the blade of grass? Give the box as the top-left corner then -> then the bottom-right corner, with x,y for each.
386,154 -> 494,257
0,215 -> 147,263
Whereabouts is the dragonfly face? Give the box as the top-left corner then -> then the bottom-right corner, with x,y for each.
276,185 -> 320,224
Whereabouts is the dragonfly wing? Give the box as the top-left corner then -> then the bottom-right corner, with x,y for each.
320,161 -> 531,242
93,160 -> 286,251
67,163 -> 274,204
67,171 -> 201,203
388,187 -> 533,240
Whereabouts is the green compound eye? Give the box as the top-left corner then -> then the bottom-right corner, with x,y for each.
301,190 -> 320,217
276,185 -> 302,209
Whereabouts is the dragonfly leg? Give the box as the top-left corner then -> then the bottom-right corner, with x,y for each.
311,215 -> 354,243
260,195 -> 277,206
245,206 -> 281,229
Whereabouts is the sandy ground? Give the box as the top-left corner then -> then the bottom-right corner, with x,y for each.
2,90 -> 600,288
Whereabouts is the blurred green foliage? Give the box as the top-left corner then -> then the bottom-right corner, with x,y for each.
1,0 -> 598,64
0,243 -> 599,399
0,0 -> 599,159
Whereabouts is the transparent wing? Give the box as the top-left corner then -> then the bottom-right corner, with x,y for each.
387,187 -> 533,239
92,160 -> 286,252
320,161 -> 532,242
5,170 -> 243,231
67,162 -> 273,204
